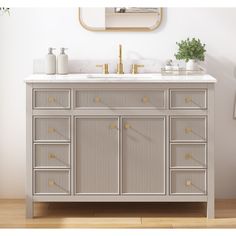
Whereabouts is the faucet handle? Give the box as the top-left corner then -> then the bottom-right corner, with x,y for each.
96,64 -> 109,74
131,64 -> 144,74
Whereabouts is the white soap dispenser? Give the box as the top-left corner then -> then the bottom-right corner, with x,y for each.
57,48 -> 68,75
45,47 -> 56,74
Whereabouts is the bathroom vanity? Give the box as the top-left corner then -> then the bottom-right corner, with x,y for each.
25,74 -> 216,218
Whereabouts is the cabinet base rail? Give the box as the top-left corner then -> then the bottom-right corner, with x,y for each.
32,195 -> 208,202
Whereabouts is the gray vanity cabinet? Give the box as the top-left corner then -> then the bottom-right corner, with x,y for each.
75,116 -> 165,195
26,75 -> 216,219
75,117 -> 119,194
122,117 -> 165,194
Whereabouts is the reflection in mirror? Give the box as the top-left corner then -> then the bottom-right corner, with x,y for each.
79,7 -> 162,31
114,8 -> 160,13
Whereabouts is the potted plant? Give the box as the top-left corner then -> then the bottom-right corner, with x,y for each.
175,38 -> 206,70
0,7 -> 10,15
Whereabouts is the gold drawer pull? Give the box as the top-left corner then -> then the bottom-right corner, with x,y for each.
48,128 -> 56,133
48,96 -> 56,103
124,123 -> 131,129
94,96 -> 101,103
185,180 -> 192,187
48,153 -> 56,159
185,128 -> 192,134
109,123 -> 117,129
185,153 -> 193,160
185,96 -> 192,103
48,180 -> 55,187
141,96 -> 150,103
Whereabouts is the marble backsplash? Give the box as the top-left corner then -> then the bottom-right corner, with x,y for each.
33,59 -> 165,74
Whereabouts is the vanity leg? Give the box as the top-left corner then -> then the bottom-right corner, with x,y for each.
207,199 -> 215,219
207,84 -> 215,219
26,196 -> 34,218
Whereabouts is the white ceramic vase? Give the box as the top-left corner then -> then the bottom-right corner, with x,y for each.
186,59 -> 198,70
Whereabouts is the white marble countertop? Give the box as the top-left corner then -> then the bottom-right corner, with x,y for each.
25,73 -> 217,83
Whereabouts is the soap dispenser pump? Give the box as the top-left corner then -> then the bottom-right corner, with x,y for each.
57,48 -> 68,75
45,47 -> 56,75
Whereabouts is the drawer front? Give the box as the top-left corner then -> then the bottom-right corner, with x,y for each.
170,170 -> 206,194
170,144 -> 206,168
33,89 -> 70,109
75,90 -> 165,108
170,117 -> 206,142
34,170 -> 70,195
34,144 -> 70,168
34,117 -> 70,141
170,89 -> 207,109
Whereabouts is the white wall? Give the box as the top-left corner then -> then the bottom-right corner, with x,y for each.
1,7 -> 236,199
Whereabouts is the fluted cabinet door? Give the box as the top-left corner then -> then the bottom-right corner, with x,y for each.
75,117 -> 119,194
122,117 -> 165,194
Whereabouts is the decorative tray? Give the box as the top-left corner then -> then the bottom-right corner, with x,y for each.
161,67 -> 205,76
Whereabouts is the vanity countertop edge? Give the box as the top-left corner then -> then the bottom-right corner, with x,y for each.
24,74 -> 217,83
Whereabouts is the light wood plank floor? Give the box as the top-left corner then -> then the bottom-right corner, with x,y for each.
0,199 -> 236,228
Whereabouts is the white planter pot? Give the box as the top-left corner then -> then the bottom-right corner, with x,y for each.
186,59 -> 198,70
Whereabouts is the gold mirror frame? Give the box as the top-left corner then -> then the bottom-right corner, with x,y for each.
78,8 -> 162,32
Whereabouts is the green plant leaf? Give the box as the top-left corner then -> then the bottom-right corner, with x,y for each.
174,37 -> 206,62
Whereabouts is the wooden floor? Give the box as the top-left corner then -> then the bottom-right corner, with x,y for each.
0,199 -> 236,228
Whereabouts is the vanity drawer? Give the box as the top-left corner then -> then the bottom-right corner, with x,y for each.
34,117 -> 70,142
33,89 -> 70,109
34,170 -> 70,195
170,143 -> 206,168
75,90 -> 165,109
34,143 -> 70,168
170,89 -> 207,109
170,117 -> 206,142
170,170 -> 206,195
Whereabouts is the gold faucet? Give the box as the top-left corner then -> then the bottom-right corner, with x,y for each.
117,44 -> 124,74
131,64 -> 144,74
96,64 -> 109,74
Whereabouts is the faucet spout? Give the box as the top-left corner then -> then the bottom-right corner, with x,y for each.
119,44 -> 122,64
117,44 -> 124,74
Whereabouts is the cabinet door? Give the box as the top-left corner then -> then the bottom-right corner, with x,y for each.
75,117 -> 119,194
122,117 -> 165,194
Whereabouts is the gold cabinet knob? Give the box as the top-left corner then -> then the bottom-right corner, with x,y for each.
124,123 -> 131,129
185,96 -> 192,104
48,153 -> 56,159
48,180 -> 55,187
48,127 -> 56,133
48,96 -> 56,103
94,96 -> 101,103
141,96 -> 150,103
185,128 -> 192,134
185,153 -> 193,160
109,123 -> 117,129
185,180 -> 192,187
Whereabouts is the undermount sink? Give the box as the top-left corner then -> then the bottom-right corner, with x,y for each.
86,74 -> 154,79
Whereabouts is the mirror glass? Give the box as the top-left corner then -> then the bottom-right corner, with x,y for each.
79,7 -> 162,31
